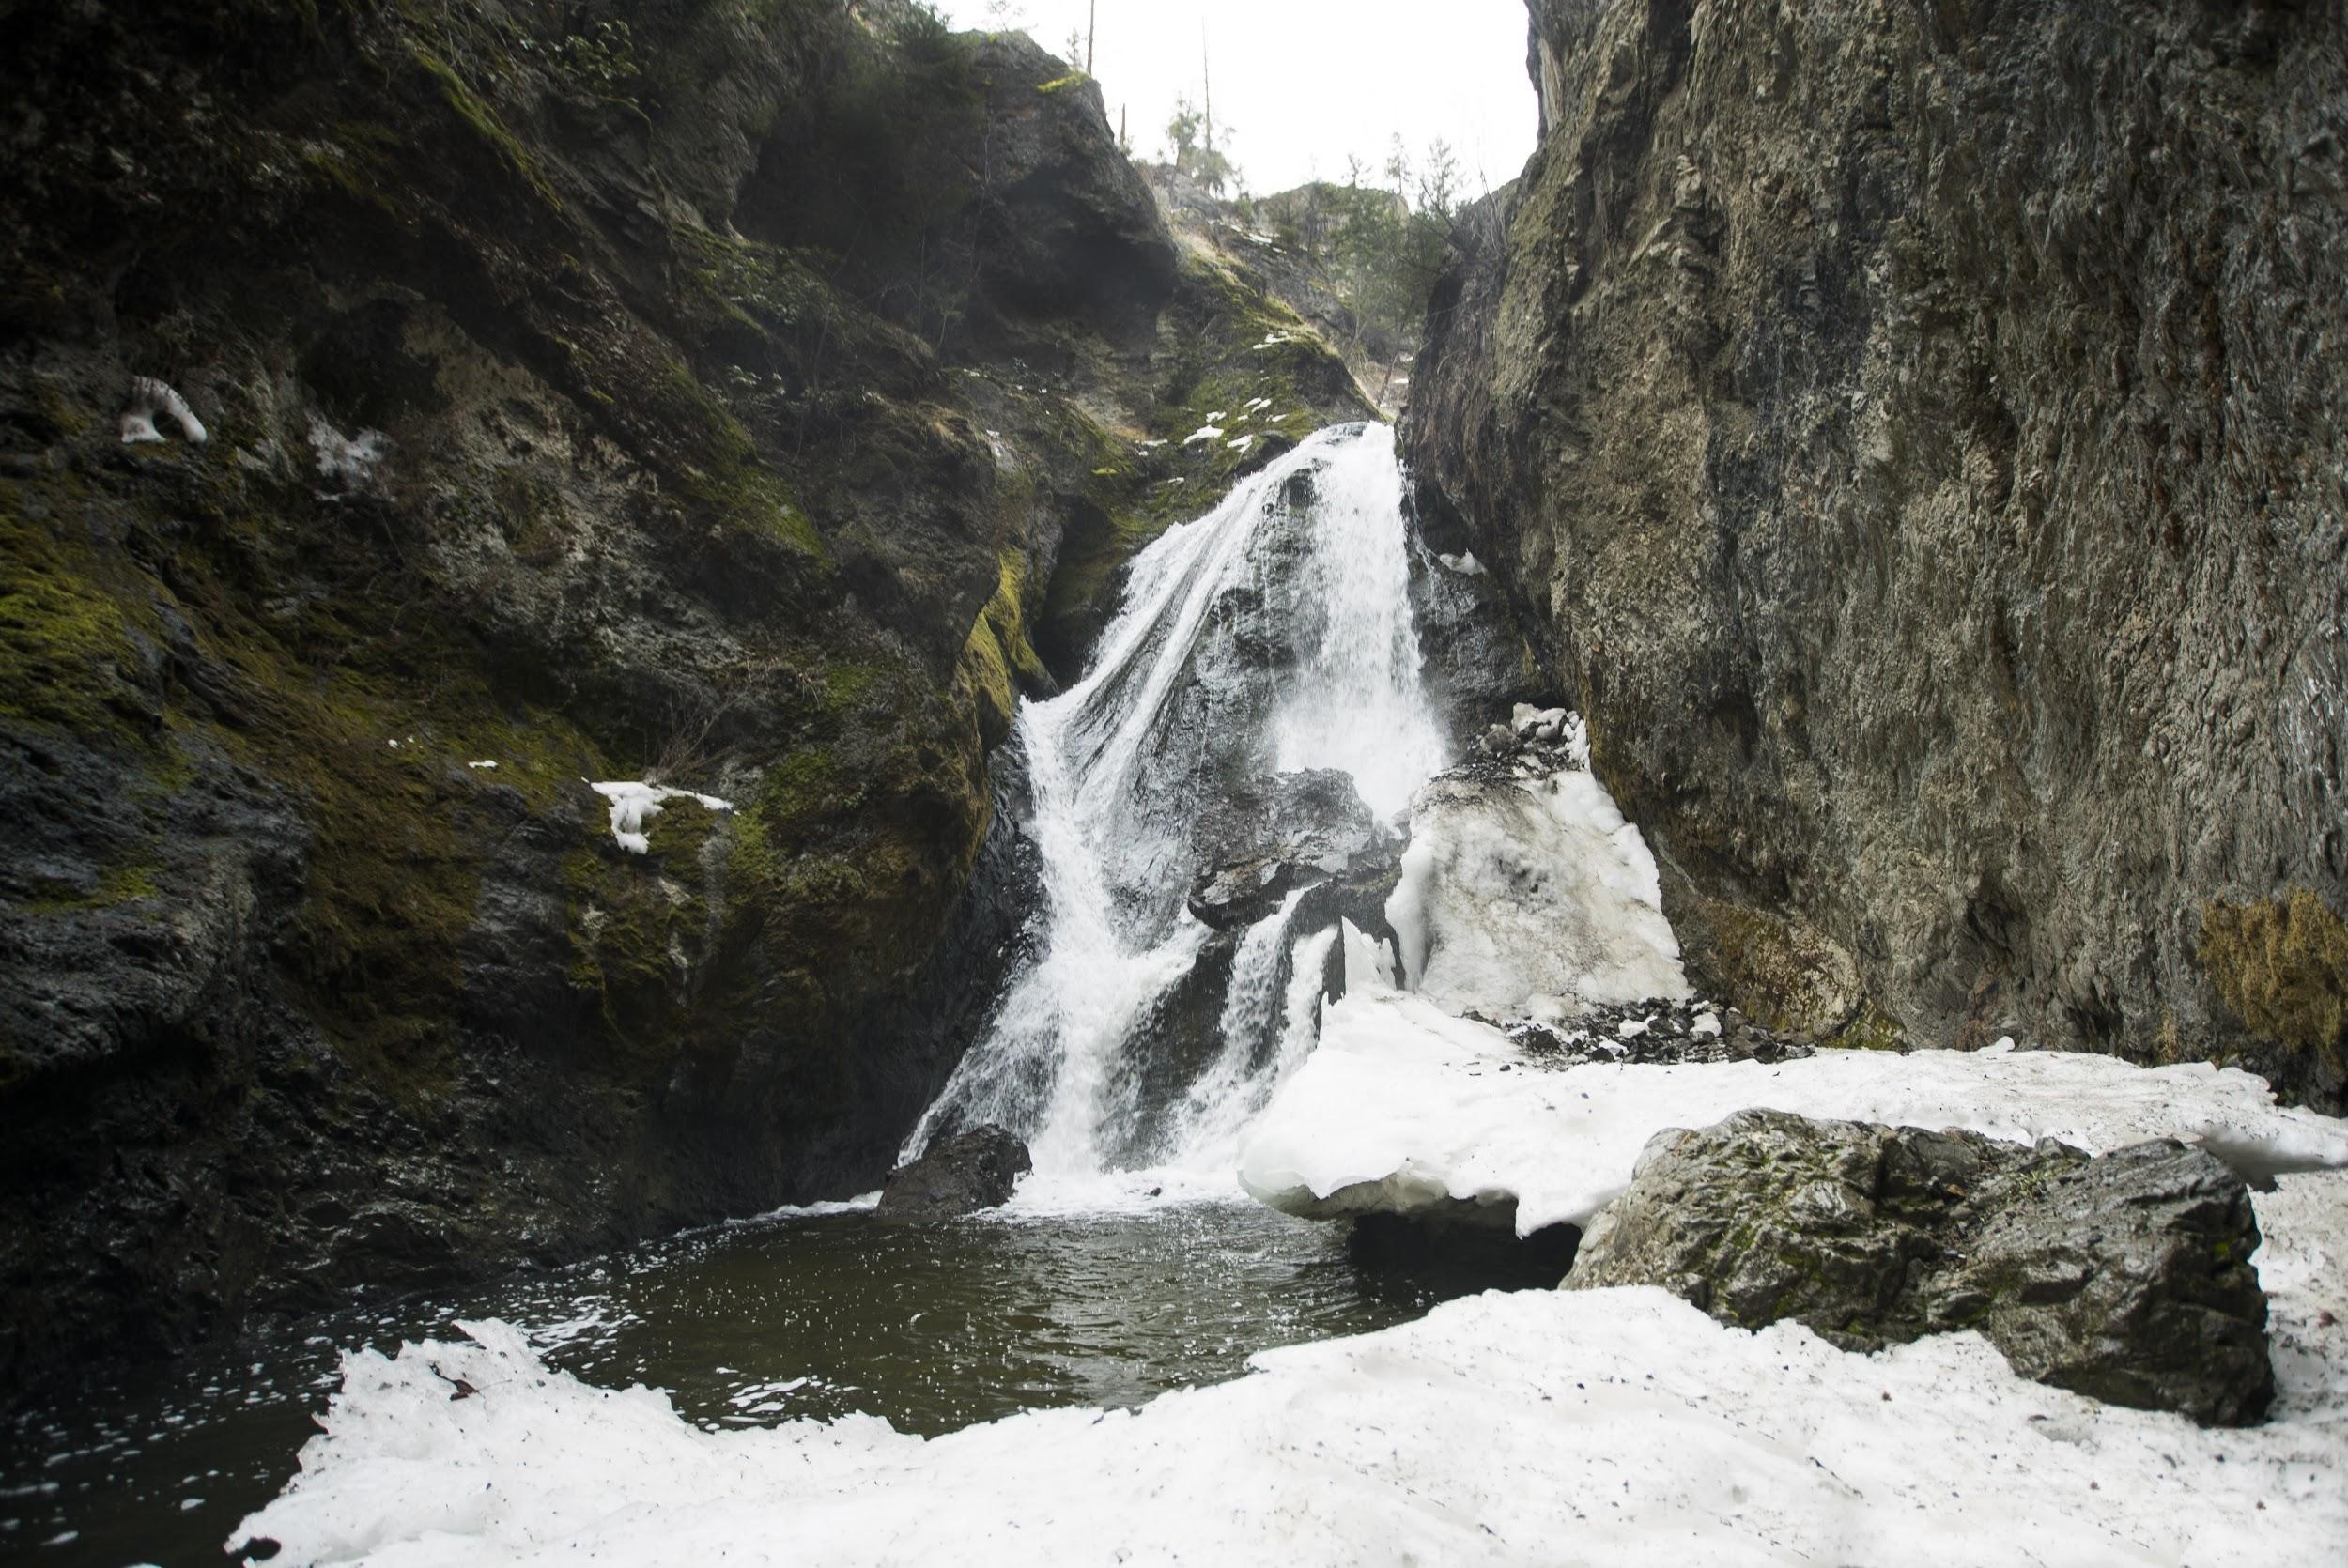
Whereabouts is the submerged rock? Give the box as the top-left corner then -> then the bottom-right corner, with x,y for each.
875,1127 -> 1034,1220
1568,1109 -> 2275,1426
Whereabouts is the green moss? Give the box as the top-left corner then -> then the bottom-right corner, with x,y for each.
824,662 -> 881,712
1684,895 -> 1858,1037
651,363 -> 828,561
954,549 -> 1046,745
22,859 -> 162,915
0,496 -> 160,748
1037,72 -> 1089,94
410,47 -> 562,209
564,796 -> 728,1054
1831,1001 -> 1907,1053
676,228 -> 827,340
300,123 -> 409,218
2201,890 -> 2348,1075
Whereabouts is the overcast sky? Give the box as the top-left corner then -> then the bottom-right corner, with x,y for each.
936,0 -> 1539,199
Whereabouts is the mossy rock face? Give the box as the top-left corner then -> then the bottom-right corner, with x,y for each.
1570,1110 -> 2276,1426
2201,891 -> 2348,1083
1663,880 -> 1861,1040
0,0 -> 1331,1395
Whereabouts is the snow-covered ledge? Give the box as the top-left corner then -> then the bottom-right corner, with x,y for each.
1239,987 -> 2348,1236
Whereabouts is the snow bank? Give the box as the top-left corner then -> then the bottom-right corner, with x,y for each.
1240,990 -> 2348,1234
235,1174 -> 2348,1567
1386,762 -> 1687,1022
588,781 -> 732,854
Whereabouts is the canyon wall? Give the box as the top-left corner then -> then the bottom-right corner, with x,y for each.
0,0 -> 1367,1391
1406,0 -> 2347,1103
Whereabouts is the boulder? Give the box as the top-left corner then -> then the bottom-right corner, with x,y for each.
1185,770 -> 1401,937
874,1126 -> 1033,1220
1568,1109 -> 2275,1426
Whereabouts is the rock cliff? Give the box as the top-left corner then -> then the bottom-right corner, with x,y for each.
0,0 -> 1367,1391
1405,0 -> 2348,1105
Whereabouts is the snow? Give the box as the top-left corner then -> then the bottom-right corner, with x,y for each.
235,1172 -> 2348,1566
1227,434 -> 1257,453
1386,760 -> 1686,1022
308,417 -> 388,487
588,780 -> 733,854
1435,549 -> 1487,576
120,377 -> 206,445
1182,423 -> 1226,445
1240,988 -> 2348,1234
466,760 -> 498,771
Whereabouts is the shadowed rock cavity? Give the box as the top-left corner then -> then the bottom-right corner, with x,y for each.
1348,1207 -> 1582,1291
1568,1109 -> 2275,1426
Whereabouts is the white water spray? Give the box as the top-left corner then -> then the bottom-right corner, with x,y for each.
910,424 -> 1447,1186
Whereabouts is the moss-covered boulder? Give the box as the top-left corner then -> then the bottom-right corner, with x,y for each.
1569,1109 -> 2275,1426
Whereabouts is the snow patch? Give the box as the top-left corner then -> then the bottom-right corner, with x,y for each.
119,377 -> 207,446
308,417 -> 388,488
1434,550 -> 1486,576
589,781 -> 733,855
1240,988 -> 2348,1234
1182,424 -> 1225,445
235,1171 -> 2348,1566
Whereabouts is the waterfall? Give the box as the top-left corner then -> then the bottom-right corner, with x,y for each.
908,423 -> 1447,1190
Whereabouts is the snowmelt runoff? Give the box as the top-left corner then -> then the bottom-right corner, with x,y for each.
230,422 -> 2348,1565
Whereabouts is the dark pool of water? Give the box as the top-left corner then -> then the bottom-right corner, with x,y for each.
0,1199 -> 1560,1566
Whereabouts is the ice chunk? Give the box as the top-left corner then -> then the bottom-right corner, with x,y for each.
1387,760 -> 1684,1018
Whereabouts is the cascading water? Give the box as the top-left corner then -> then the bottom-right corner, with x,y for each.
909,423 -> 1447,1189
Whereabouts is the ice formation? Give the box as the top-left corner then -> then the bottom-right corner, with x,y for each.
119,376 -> 207,445
234,1171 -> 2348,1566
590,781 -> 733,854
1239,988 -> 2348,1234
1385,759 -> 1686,1021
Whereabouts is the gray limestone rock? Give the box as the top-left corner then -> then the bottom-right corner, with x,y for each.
1404,0 -> 2348,1102
1568,1109 -> 2275,1425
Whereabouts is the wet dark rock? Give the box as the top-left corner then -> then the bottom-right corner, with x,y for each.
968,35 -> 1177,343
1186,769 -> 1401,937
0,1 -> 1365,1397
1568,1110 -> 2276,1426
1498,1000 -> 1818,1068
875,1126 -> 1033,1220
1403,0 -> 2348,1104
